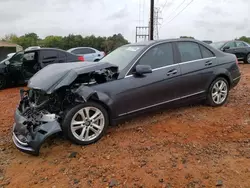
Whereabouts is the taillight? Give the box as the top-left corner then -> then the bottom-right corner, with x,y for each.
236,58 -> 239,66
103,52 -> 106,56
78,56 -> 84,61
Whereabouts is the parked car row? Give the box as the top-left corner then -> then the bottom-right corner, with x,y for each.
210,40 -> 250,64
12,38 -> 241,155
0,46 -> 106,89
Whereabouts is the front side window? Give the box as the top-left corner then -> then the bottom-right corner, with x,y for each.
137,43 -> 174,69
224,41 -> 236,49
177,42 -> 202,62
23,52 -> 36,61
9,52 -> 24,64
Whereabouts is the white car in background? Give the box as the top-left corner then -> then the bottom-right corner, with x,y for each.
67,47 -> 105,62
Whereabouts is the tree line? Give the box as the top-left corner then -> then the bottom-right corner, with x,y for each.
1,33 -> 130,53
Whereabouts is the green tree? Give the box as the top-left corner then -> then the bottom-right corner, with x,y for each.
237,36 -> 250,43
180,36 -> 195,39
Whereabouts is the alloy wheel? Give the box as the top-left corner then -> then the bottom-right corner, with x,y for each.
211,80 -> 228,104
70,106 -> 105,142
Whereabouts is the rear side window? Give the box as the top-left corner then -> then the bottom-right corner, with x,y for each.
137,42 -> 174,69
177,42 -> 202,62
41,50 -> 58,60
236,41 -> 247,47
80,48 -> 95,54
199,45 -> 214,58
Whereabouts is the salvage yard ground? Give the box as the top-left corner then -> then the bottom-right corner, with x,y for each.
0,64 -> 250,188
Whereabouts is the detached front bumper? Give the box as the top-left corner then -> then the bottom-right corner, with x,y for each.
12,109 -> 62,156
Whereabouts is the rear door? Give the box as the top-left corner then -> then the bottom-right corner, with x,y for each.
113,42 -> 182,116
71,48 -> 96,61
176,41 -> 217,98
80,48 -> 96,61
234,41 -> 249,60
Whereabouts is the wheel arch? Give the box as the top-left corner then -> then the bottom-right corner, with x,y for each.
210,68 -> 233,89
88,96 -> 113,125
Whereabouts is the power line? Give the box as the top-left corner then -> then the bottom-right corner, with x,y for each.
160,0 -> 194,29
161,0 -> 168,11
166,0 -> 194,24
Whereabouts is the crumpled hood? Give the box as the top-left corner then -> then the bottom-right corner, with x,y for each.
27,61 -> 118,94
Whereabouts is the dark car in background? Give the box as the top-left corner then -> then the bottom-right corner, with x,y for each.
12,38 -> 241,155
0,48 -> 84,89
210,40 -> 250,64
202,40 -> 213,44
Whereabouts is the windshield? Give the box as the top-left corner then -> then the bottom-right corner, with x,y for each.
210,42 -> 226,49
99,45 -> 145,71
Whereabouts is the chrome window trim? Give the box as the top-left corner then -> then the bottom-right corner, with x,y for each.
124,57 -> 216,78
124,40 -> 217,78
118,90 -> 205,117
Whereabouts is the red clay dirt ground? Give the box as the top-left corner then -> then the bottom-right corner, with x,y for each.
0,64 -> 249,188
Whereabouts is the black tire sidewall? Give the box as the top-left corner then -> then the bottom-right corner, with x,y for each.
245,54 -> 250,64
207,77 -> 229,107
62,101 -> 109,145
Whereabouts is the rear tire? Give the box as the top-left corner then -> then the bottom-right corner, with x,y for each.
62,101 -> 109,145
0,75 -> 6,90
94,59 -> 100,62
244,53 -> 250,64
206,77 -> 229,107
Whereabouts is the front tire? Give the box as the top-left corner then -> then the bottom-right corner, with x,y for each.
206,77 -> 229,107
62,102 -> 109,145
244,53 -> 250,64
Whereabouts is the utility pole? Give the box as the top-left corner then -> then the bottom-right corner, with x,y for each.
149,0 -> 154,40
153,7 -> 162,40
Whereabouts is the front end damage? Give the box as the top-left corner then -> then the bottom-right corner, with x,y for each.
12,89 -> 62,155
12,62 -> 118,155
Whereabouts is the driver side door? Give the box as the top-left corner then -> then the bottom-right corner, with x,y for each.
7,52 -> 24,83
113,42 -> 182,117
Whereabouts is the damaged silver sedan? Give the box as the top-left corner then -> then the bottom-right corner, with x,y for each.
12,39 -> 241,155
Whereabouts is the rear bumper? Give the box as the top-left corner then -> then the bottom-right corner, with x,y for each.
12,109 -> 62,156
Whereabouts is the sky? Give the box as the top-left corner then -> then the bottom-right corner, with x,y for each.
0,0 -> 249,43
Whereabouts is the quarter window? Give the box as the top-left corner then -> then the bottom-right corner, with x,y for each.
177,42 -> 202,62
137,43 -> 174,69
200,45 -> 214,58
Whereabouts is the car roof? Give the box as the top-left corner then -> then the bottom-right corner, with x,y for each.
24,48 -> 68,53
127,38 -> 210,47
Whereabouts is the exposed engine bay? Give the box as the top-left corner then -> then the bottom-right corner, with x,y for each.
19,67 -> 118,120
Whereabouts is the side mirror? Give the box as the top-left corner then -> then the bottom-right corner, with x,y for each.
222,46 -> 230,51
134,65 -> 152,76
5,60 -> 10,65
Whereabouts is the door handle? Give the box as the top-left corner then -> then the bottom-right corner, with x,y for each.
167,69 -> 177,76
205,61 -> 213,66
